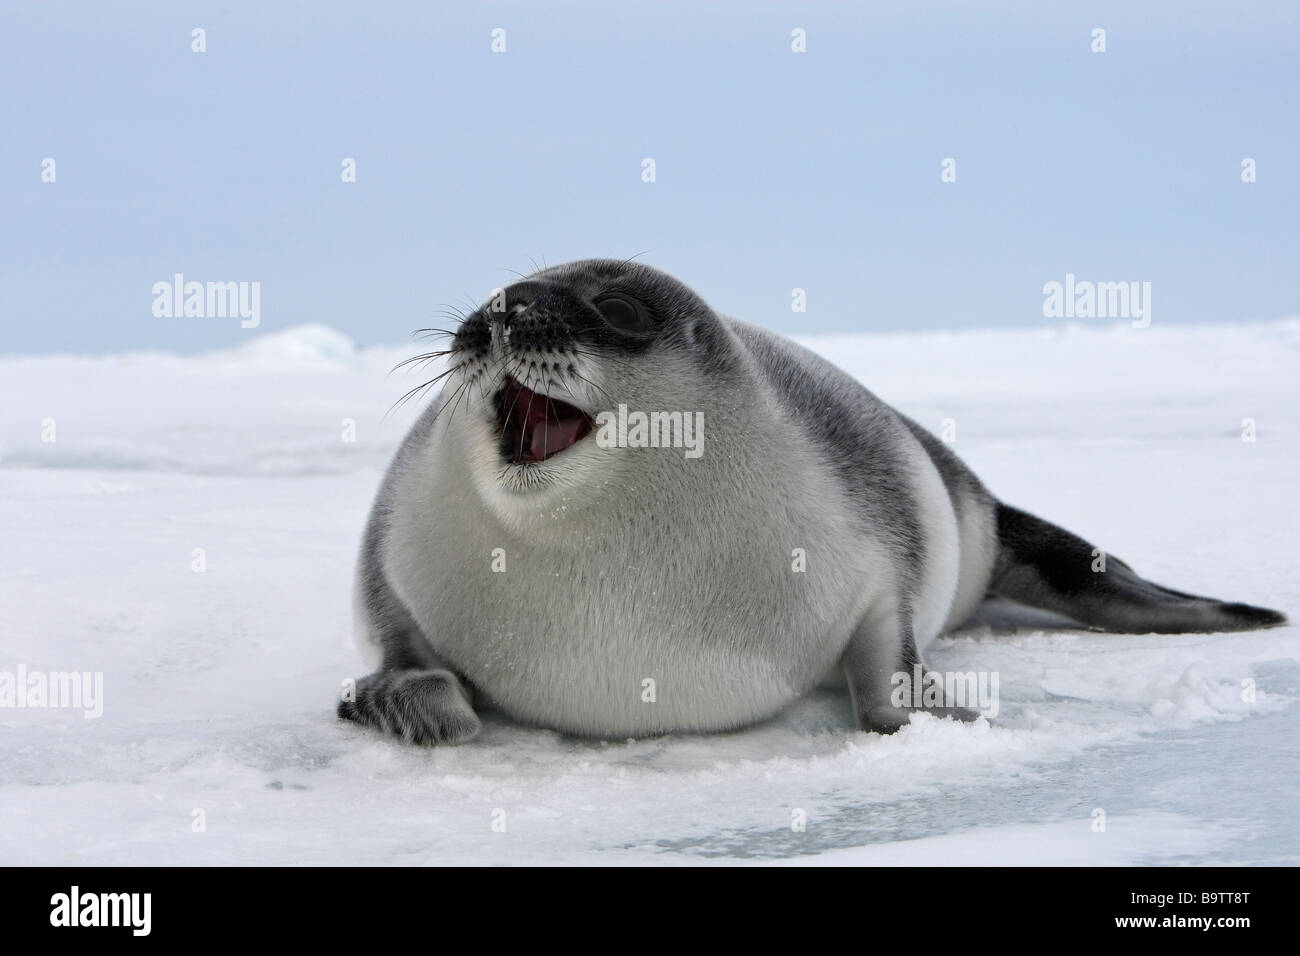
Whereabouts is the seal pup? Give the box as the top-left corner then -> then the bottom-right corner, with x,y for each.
338,259 -> 1286,744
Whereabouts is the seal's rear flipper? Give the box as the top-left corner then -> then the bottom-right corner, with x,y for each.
991,504 -> 1287,634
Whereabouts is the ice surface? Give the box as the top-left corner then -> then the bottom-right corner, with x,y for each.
1,319 -> 1297,865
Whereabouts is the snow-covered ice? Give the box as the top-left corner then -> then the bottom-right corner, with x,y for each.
2,318 -> 1297,865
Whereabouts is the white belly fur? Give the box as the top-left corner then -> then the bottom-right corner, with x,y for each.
381,421 -> 896,737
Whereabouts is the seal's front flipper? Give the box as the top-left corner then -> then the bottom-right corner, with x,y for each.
338,669 -> 481,746
842,608 -> 981,735
992,504 -> 1287,634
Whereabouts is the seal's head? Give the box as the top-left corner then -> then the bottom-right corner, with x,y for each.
432,259 -> 730,513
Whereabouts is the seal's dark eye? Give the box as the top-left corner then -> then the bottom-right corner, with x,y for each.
594,293 -> 654,334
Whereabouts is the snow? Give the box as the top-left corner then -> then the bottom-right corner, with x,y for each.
2,318 -> 1297,865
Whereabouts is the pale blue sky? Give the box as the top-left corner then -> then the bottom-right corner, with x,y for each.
2,0 -> 1296,354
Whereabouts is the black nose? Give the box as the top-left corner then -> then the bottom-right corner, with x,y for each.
488,283 -> 576,351
487,302 -> 516,332
491,281 -> 554,328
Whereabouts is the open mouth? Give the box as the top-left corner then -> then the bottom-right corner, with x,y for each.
494,377 -> 595,464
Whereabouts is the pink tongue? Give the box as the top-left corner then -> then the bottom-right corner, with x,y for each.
525,415 -> 587,459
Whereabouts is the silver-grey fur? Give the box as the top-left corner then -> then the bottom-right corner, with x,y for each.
338,259 -> 1286,744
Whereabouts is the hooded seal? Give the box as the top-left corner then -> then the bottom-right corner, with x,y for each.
338,259 -> 1285,744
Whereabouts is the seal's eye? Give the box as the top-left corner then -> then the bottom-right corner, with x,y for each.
594,293 -> 654,335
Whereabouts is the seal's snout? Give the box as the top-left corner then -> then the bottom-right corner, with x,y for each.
488,296 -> 576,357
489,301 -> 529,333
494,377 -> 595,465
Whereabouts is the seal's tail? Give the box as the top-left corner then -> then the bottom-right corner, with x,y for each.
990,503 -> 1287,634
